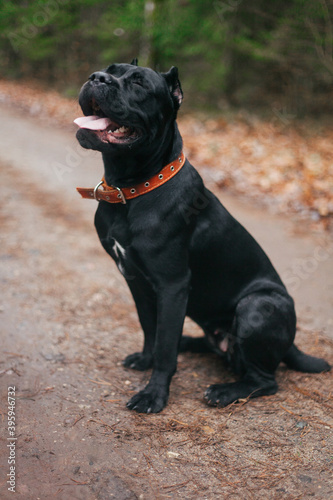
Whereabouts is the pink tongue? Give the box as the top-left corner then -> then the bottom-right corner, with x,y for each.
74,115 -> 112,130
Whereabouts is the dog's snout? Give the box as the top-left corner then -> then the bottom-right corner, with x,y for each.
89,71 -> 114,84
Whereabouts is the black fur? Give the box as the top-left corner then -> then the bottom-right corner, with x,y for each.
76,62 -> 330,413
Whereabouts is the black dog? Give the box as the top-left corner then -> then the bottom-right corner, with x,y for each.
75,59 -> 330,413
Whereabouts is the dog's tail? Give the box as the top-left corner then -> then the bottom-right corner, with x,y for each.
283,344 -> 331,373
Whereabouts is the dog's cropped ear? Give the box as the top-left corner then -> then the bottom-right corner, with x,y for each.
130,58 -> 138,66
162,66 -> 183,109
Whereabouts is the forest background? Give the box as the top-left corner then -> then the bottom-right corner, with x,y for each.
1,0 -> 333,223
1,0 -> 332,116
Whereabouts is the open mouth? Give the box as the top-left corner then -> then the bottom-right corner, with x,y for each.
74,99 -> 139,144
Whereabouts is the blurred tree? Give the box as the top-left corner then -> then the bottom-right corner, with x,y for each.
0,0 -> 331,114
139,0 -> 156,67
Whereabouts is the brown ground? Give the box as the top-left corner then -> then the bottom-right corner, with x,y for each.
0,88 -> 332,499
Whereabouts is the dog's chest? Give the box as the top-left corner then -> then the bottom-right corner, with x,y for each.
94,204 -> 133,273
112,239 -> 127,274
112,239 -> 126,258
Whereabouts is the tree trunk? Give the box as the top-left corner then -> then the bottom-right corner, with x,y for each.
139,1 -> 156,67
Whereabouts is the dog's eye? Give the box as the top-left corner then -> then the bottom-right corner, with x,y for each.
133,81 -> 144,87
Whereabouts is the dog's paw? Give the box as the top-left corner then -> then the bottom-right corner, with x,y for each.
122,352 -> 153,371
126,387 -> 168,414
204,379 -> 278,407
204,383 -> 238,408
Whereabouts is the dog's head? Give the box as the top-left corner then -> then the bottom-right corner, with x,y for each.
75,59 -> 183,154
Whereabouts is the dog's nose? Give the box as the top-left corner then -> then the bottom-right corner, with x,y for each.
89,71 -> 114,84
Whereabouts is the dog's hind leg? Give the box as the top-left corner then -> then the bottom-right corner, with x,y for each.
205,291 -> 296,407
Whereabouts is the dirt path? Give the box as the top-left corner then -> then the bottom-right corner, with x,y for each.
0,103 -> 332,499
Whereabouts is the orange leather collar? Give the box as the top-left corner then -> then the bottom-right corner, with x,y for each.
76,152 -> 185,204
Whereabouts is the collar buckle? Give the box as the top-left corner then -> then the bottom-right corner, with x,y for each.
93,181 -> 104,201
93,181 -> 127,204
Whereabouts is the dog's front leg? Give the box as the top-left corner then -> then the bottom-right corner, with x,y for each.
126,275 -> 190,413
123,276 -> 157,371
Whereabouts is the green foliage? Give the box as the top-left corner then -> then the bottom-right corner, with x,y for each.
0,0 -> 331,113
